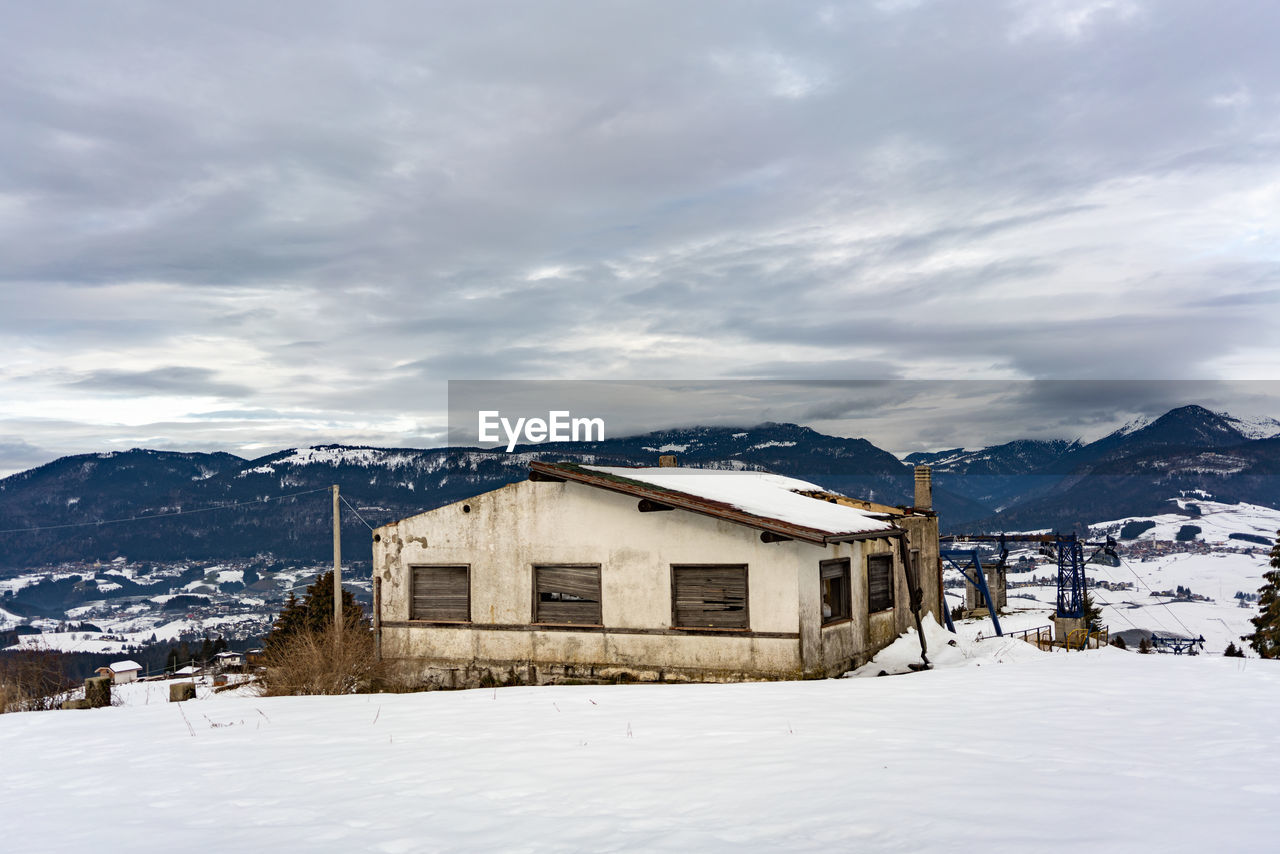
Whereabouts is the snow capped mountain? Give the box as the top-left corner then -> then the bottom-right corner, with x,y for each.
1,406 -> 1276,563
1221,411 -> 1280,440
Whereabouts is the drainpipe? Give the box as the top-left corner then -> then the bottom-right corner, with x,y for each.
373,575 -> 382,662
896,529 -> 930,670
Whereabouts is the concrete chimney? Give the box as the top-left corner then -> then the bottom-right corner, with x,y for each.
913,465 -> 932,511
658,455 -> 678,467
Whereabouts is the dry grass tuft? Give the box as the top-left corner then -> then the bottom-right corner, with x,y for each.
0,647 -> 76,713
257,616 -> 386,697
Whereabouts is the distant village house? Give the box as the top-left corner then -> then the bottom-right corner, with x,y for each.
96,660 -> 142,684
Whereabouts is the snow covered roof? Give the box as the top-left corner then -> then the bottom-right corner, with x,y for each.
109,660 -> 142,673
529,462 -> 900,544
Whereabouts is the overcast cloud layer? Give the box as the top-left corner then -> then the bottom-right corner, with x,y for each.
2,1 -> 1278,475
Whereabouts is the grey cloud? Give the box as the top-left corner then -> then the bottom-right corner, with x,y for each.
68,367 -> 254,399
0,438 -> 55,476
2,1 -> 1280,472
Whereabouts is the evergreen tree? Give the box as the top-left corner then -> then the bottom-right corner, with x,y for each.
199,636 -> 214,664
1138,637 -> 1152,654
264,571 -> 365,655
1223,641 -> 1245,658
165,647 -> 178,673
1244,529 -> 1280,659
1083,590 -> 1104,633
1110,636 -> 1127,650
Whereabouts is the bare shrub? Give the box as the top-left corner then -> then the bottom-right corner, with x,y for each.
257,614 -> 385,697
0,647 -> 77,713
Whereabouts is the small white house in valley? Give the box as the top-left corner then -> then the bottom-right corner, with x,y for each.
214,651 -> 246,670
373,460 -> 943,688
96,660 -> 142,684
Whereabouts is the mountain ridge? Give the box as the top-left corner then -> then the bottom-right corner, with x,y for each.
1,405 -> 1277,565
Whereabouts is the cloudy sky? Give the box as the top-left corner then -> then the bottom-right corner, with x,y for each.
2,0 -> 1278,475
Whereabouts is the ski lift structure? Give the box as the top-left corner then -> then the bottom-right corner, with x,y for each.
940,532 -> 1119,639
1148,631 -> 1206,655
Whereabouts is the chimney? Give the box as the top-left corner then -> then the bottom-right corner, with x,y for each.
658,455 -> 678,468
913,465 -> 932,511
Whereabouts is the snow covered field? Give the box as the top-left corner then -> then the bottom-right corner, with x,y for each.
2,642 -> 1277,853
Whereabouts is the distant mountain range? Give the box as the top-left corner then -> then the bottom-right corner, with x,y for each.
1,405 -> 1276,567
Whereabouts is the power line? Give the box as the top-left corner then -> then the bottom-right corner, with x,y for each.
0,486 -> 333,535
1115,553 -> 1199,638
1087,586 -> 1144,633
339,495 -> 376,532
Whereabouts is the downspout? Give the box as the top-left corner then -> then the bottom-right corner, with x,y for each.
373,575 -> 383,662
895,530 -> 930,670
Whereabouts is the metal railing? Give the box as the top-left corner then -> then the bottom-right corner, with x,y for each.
1006,624 -> 1109,651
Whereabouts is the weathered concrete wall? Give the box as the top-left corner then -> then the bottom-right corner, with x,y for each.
896,514 -> 942,622
965,564 -> 1007,614
373,477 -> 943,687
169,682 -> 196,702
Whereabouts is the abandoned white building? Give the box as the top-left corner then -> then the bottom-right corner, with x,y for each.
371,461 -> 942,687
95,660 -> 142,685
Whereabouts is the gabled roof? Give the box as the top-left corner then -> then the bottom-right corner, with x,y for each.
528,461 -> 899,545
108,660 -> 142,672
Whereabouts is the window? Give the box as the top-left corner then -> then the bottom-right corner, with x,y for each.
672,564 -> 748,629
410,565 -> 470,621
820,558 -> 851,625
533,565 -> 602,625
867,554 -> 894,613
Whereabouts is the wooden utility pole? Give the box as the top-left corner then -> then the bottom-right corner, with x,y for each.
332,484 -> 342,651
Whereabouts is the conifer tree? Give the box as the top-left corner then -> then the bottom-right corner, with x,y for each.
264,572 -> 364,655
1244,530 -> 1280,658
1083,590 -> 1104,633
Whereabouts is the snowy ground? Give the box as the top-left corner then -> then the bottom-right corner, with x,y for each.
6,614 -> 265,658
1095,499 -> 1280,546
2,640 -> 1278,853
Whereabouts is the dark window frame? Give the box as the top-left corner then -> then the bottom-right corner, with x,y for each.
820,558 -> 852,626
409,564 -> 471,622
532,564 -> 603,626
670,564 -> 750,631
867,553 -> 895,613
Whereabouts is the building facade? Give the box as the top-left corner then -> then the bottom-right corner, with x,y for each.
372,462 -> 942,688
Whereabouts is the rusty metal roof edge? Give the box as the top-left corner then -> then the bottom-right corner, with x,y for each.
529,460 -> 896,546
823,528 -> 905,545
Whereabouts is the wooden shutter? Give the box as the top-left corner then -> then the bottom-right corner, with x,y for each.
821,558 -> 849,580
410,565 -> 469,621
534,565 -> 602,625
867,554 -> 894,612
672,565 -> 748,629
